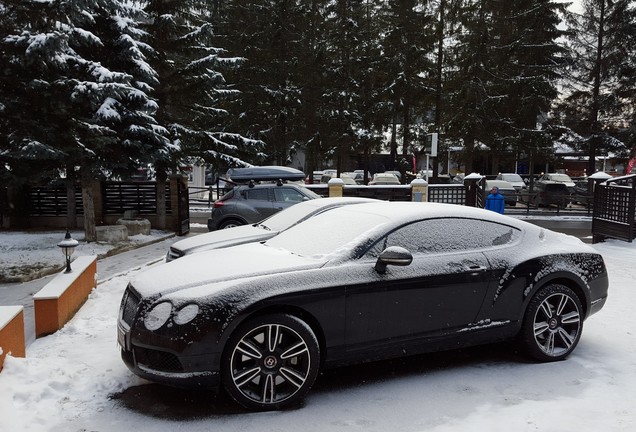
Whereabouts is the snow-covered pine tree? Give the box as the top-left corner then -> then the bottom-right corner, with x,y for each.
557,0 -> 634,175
140,0 -> 264,175
1,0 -> 165,239
376,0 -> 436,174
488,0 -> 568,174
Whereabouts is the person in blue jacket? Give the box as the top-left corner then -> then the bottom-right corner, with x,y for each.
485,186 -> 505,214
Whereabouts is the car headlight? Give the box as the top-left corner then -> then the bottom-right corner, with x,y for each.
143,301 -> 200,330
174,304 -> 200,325
144,302 -> 173,330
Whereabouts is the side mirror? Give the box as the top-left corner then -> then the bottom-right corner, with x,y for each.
375,246 -> 413,274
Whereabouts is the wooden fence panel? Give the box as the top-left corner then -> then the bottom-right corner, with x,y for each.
28,186 -> 83,216
102,182 -> 171,215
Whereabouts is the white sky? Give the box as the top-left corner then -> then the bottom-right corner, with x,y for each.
0,224 -> 634,431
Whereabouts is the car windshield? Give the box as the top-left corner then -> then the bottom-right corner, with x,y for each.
502,174 -> 523,182
550,174 -> 573,182
265,207 -> 390,258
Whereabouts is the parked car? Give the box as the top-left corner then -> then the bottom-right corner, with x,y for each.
304,171 -> 324,184
345,171 -> 364,184
320,172 -> 357,185
208,182 -> 321,230
168,197 -> 376,261
537,173 -> 576,192
369,172 -> 401,185
495,173 -> 526,192
533,181 -> 571,207
572,178 -> 592,205
118,201 -> 608,411
485,180 -> 517,206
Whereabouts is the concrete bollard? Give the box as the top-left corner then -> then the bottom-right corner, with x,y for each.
411,177 -> 428,202
328,177 -> 345,197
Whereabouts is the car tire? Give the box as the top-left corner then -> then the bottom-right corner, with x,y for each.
222,314 -> 320,411
519,284 -> 583,362
219,219 -> 244,229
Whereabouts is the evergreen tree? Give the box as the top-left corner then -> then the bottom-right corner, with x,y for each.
141,0 -> 264,174
444,0 -> 495,173
444,0 -> 566,174
377,0 -> 436,173
214,0 -> 306,166
1,0 -> 165,238
489,0 -> 567,174
557,0 -> 634,175
322,0 -> 380,173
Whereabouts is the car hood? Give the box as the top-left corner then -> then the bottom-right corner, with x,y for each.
132,243 -> 322,299
171,224 -> 273,254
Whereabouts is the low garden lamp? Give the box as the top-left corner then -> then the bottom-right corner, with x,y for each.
58,230 -> 79,273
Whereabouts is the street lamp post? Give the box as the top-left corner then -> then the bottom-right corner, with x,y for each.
58,230 -> 79,273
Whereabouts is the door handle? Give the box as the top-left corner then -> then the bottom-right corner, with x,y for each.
465,265 -> 487,274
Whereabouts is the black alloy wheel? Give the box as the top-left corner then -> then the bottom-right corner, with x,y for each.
520,284 -> 583,362
222,314 -> 320,411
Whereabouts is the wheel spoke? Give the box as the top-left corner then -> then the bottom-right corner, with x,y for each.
539,301 -> 553,319
267,325 -> 281,352
236,339 -> 263,360
261,373 -> 275,403
280,341 -> 308,359
533,321 -> 550,337
557,327 -> 575,348
561,310 -> 580,325
233,366 -> 261,388
556,294 -> 569,315
279,367 -> 306,389
542,332 -> 556,354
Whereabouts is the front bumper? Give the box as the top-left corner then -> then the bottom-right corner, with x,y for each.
118,321 -> 222,388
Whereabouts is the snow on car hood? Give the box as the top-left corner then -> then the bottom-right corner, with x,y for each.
132,242 -> 321,298
171,224 -> 268,252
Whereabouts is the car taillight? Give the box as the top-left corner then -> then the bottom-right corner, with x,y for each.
213,200 -> 225,208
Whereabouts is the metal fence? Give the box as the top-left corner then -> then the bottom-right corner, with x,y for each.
592,175 -> 636,243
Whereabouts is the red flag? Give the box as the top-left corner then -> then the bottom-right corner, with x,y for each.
628,156 -> 636,174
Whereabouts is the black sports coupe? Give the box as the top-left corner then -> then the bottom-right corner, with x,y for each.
118,202 -> 608,411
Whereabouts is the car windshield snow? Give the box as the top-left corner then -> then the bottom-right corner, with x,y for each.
265,207 -> 391,258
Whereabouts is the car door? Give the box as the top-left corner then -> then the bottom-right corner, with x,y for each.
345,217 -> 521,352
243,187 -> 276,220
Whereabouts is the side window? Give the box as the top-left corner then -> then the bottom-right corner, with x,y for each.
363,218 -> 521,258
274,188 -> 306,202
245,188 -> 269,201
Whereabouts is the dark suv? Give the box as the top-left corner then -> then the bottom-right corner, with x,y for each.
533,181 -> 570,207
208,183 -> 320,230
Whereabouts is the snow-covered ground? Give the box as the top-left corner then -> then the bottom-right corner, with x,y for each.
0,229 -> 174,282
0,232 -> 634,431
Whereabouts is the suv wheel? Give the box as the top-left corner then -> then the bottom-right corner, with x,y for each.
219,219 -> 244,229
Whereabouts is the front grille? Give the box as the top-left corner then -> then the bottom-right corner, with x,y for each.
121,288 -> 140,325
135,347 -> 184,372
